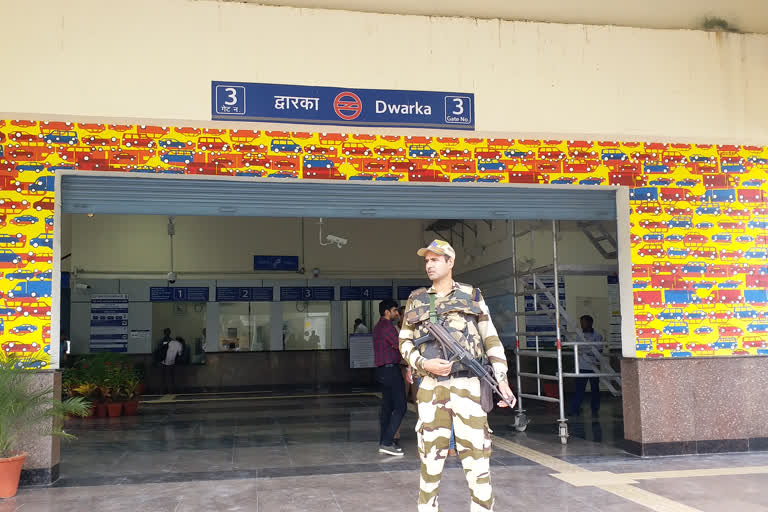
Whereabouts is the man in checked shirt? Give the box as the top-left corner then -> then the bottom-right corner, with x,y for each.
373,298 -> 409,456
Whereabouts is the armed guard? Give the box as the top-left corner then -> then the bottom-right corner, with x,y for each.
399,239 -> 515,512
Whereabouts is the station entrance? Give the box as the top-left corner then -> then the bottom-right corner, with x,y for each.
55,173 -> 633,481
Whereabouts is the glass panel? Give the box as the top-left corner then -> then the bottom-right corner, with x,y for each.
484,294 -> 518,349
218,302 -> 250,351
216,302 -> 272,352
346,300 -> 375,338
282,302 -> 332,350
151,302 -> 207,363
249,302 -> 272,351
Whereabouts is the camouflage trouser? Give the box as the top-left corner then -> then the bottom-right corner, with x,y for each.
415,375 -> 494,512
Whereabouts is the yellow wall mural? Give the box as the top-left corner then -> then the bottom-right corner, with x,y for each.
0,119 -> 766,366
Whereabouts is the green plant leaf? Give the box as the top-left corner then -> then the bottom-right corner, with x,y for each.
0,356 -> 91,458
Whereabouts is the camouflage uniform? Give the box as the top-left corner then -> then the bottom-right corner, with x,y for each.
400,280 -> 508,512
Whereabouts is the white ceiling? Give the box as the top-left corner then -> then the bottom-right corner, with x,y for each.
220,0 -> 768,34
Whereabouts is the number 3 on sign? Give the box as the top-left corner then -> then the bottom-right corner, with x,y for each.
444,95 -> 471,124
224,88 -> 238,106
215,85 -> 246,115
451,98 -> 464,115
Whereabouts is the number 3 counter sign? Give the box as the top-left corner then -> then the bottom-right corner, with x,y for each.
212,82 -> 474,130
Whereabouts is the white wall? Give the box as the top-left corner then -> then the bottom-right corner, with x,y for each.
1,0 -> 766,144
69,215 -> 429,278
250,0 -> 768,34
68,215 -> 613,278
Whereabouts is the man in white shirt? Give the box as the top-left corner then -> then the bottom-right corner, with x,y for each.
568,315 -> 603,416
161,336 -> 183,394
353,318 -> 369,334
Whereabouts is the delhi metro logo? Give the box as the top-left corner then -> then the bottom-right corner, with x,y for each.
334,92 -> 362,120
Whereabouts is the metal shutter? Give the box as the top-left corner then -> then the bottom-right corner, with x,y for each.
60,175 -> 617,220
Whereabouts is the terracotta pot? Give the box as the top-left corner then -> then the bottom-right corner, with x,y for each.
123,400 -> 139,416
94,402 -> 108,418
0,453 -> 27,499
106,402 -> 123,417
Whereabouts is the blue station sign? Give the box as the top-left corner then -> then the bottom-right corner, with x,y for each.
212,82 -> 474,130
339,286 -> 394,301
150,287 -> 210,302
254,255 -> 300,272
216,287 -> 274,302
397,285 -> 428,300
280,287 -> 335,301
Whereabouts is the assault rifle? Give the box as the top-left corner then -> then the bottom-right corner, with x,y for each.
414,322 -> 516,409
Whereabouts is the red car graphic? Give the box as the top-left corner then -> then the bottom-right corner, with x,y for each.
2,341 -> 39,353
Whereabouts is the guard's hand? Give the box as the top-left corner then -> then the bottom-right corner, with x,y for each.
497,381 -> 516,408
405,368 -> 414,384
424,358 -> 453,376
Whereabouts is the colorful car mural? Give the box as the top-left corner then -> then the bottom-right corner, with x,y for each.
0,120 -> 766,365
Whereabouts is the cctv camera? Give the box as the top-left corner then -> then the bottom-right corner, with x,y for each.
75,283 -> 91,290
325,235 -> 348,248
167,271 -> 177,284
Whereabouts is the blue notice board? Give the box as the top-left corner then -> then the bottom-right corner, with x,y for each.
212,82 -> 474,130
397,285 -> 427,300
339,286 -> 393,301
280,287 -> 335,301
216,287 -> 274,302
254,255 -> 300,272
150,287 -> 210,302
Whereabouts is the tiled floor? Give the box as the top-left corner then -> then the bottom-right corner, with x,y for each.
4,392 -> 768,511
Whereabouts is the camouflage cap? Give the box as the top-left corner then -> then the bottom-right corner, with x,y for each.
417,239 -> 456,259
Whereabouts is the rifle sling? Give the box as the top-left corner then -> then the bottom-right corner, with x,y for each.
428,293 -> 437,324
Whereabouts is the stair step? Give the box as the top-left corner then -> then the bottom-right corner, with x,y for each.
514,288 -> 553,296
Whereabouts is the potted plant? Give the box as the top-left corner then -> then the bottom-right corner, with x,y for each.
0,356 -> 90,498
78,357 -> 110,417
121,369 -> 141,416
71,382 -> 98,417
103,361 -> 123,417
114,362 -> 138,417
134,364 -> 147,396
62,364 -> 98,417
61,369 -> 77,400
